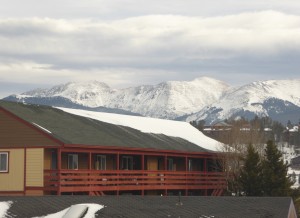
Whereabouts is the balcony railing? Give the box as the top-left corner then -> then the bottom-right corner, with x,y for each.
44,170 -> 226,194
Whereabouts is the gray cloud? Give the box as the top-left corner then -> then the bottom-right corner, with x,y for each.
0,10 -> 300,97
1,0 -> 300,19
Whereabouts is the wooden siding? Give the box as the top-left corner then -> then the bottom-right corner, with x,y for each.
0,109 -> 60,147
25,190 -> 44,196
0,149 -> 24,191
147,156 -> 158,170
106,155 -> 115,170
26,148 -> 44,187
44,149 -> 52,170
175,158 -> 185,171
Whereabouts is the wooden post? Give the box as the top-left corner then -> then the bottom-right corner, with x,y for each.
204,158 -> 207,196
117,153 -> 120,170
164,155 -> 167,171
24,147 -> 27,196
88,152 -> 92,195
141,154 -> 144,170
88,152 -> 92,170
142,154 -> 145,196
185,156 -> 188,171
57,148 -> 62,196
185,156 -> 188,196
117,153 -> 120,196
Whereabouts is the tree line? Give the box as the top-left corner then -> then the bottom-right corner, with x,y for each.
191,116 -> 285,146
239,140 -> 292,196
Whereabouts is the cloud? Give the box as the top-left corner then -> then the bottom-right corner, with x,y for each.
1,0 -> 300,19
1,11 -> 300,57
0,10 -> 299,93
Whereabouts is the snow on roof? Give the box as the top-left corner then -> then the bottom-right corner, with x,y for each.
32,122 -> 52,134
57,107 -> 221,151
0,201 -> 12,218
33,203 -> 103,218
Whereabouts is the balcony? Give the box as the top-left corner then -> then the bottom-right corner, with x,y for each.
44,169 -> 226,196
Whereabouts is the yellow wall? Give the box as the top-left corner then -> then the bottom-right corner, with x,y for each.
26,148 -> 44,187
147,156 -> 158,170
0,149 -> 24,191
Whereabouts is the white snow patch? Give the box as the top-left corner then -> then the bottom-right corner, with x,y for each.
57,107 -> 222,151
33,203 -> 103,218
0,201 -> 12,218
32,122 -> 52,134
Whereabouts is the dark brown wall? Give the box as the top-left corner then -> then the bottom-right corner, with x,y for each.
0,109 -> 60,147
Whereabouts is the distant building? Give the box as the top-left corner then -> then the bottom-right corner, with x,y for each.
203,121 -> 232,132
283,125 -> 300,147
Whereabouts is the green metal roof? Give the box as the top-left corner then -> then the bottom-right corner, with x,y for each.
0,100 -> 211,152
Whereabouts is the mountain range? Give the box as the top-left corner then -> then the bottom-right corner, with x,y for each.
3,77 -> 300,125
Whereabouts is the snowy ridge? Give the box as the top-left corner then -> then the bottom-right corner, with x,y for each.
16,77 -> 229,119
57,107 -> 222,151
186,79 -> 300,123
21,81 -> 113,108
5,77 -> 300,124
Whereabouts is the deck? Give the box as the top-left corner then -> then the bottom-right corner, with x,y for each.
44,169 -> 226,196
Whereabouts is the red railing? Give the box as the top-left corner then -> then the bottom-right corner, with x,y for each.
44,170 -> 226,193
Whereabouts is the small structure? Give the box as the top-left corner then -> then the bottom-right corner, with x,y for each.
203,121 -> 232,132
0,101 -> 225,196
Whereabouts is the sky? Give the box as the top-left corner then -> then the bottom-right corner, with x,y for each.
0,0 -> 300,98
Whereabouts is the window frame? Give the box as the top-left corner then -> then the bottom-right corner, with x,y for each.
167,158 -> 173,171
96,155 -> 106,170
0,152 -> 9,173
67,154 -> 78,170
188,159 -> 193,171
121,156 -> 133,170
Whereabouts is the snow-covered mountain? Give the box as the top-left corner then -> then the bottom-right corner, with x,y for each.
4,77 -> 229,119
3,78 -> 300,124
185,79 -> 300,124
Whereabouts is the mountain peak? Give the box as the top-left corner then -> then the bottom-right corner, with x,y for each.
3,78 -> 300,124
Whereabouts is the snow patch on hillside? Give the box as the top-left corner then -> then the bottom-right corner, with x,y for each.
9,78 -> 300,123
16,77 -> 229,119
58,107 -> 222,151
186,79 -> 300,123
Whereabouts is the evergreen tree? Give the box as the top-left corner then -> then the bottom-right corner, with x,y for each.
262,140 -> 293,196
239,144 -> 263,196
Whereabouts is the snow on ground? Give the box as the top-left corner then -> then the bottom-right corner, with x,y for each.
33,203 -> 103,218
57,107 -> 222,151
0,201 -> 12,218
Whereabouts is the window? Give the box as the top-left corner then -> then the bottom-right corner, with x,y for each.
188,159 -> 193,171
51,150 -> 57,170
95,155 -> 106,170
167,158 -> 173,171
121,156 -> 133,170
68,154 -> 78,170
0,152 -> 8,173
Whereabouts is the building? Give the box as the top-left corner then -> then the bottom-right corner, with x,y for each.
0,196 -> 297,218
0,101 -> 226,196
